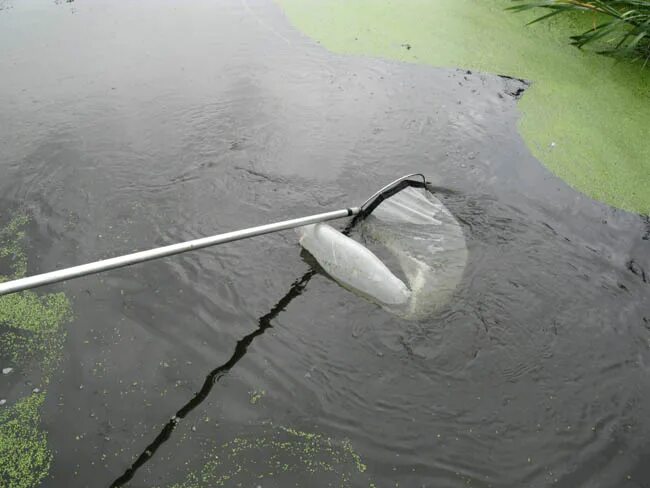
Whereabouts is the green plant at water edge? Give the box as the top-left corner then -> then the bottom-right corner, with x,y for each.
279,0 -> 650,214
509,1 -> 650,63
0,214 -> 73,488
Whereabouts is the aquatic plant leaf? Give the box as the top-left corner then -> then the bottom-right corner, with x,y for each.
510,0 -> 650,63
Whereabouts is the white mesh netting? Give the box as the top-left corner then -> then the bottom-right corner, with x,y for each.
299,186 -> 467,320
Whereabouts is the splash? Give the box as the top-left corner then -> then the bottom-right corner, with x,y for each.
363,187 -> 468,319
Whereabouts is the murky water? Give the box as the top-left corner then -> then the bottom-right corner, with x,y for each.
1,0 -> 649,487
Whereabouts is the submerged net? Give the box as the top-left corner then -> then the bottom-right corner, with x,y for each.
361,186 -> 468,319
299,186 -> 467,320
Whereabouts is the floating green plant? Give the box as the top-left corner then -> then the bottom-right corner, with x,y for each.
0,214 -> 29,280
169,424 -> 371,488
0,393 -> 52,488
249,389 -> 265,405
0,291 -> 71,372
278,0 -> 650,215
0,214 -> 72,488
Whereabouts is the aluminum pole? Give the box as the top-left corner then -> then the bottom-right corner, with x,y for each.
0,207 -> 359,296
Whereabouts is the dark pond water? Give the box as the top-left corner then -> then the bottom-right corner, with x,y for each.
1,0 -> 649,487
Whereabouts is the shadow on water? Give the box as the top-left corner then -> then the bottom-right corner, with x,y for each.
109,182 -> 417,486
110,268 -> 316,487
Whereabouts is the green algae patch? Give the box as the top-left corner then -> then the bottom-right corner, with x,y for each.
1,214 -> 73,488
278,0 -> 650,215
0,283 -> 70,376
249,389 -> 265,405
0,214 -> 72,374
0,215 -> 29,279
0,393 -> 52,488
169,425 -> 371,487
0,295 -> 69,374
0,292 -> 71,334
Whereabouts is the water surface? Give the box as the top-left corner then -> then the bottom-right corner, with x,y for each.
0,1 -> 649,487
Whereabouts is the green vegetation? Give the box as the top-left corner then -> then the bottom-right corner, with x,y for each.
0,214 -> 73,488
0,215 -> 29,279
0,214 -> 71,372
249,389 -> 265,405
0,393 -> 52,488
0,291 -> 69,371
509,1 -> 650,64
278,0 -> 650,215
170,425 -> 371,487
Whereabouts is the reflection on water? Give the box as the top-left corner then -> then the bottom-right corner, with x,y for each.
110,269 -> 315,487
0,0 -> 649,487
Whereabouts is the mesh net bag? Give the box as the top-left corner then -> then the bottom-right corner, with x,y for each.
299,186 -> 467,320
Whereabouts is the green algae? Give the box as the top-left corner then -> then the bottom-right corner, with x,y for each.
0,215 -> 29,280
0,214 -> 72,488
249,389 -> 265,405
278,0 -> 650,215
0,393 -> 52,488
169,425 -> 371,487
0,292 -> 71,334
0,214 -> 72,372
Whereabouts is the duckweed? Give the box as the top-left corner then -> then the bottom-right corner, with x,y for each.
249,389 -> 265,405
0,214 -> 73,488
278,0 -> 650,214
0,215 -> 29,279
169,424 -> 371,487
0,393 -> 52,488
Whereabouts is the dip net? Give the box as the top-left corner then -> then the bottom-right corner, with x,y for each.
299,185 -> 467,320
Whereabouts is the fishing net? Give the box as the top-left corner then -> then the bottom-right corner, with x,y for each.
299,186 -> 467,320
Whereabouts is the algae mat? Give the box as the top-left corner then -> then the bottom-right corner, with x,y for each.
169,425 -> 372,487
278,0 -> 650,215
0,215 -> 72,488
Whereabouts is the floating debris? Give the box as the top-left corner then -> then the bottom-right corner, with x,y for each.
169,424 -> 371,488
249,390 -> 266,405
